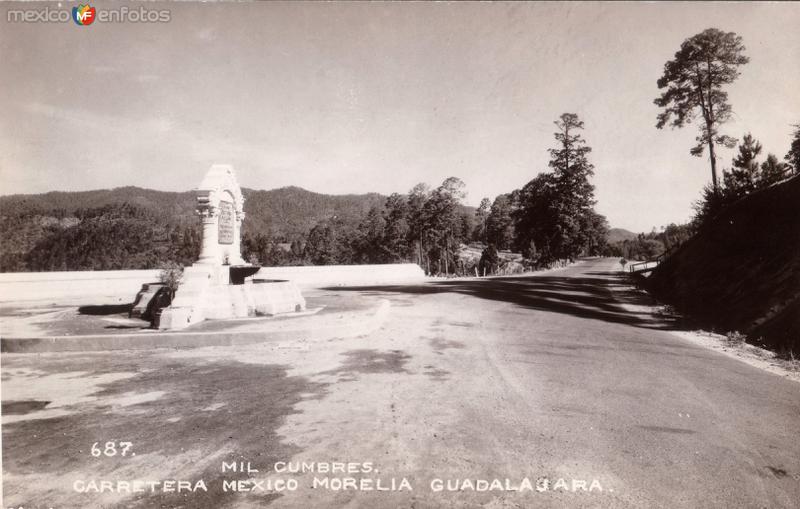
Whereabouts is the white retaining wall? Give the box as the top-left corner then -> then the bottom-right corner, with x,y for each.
0,264 -> 426,305
255,263 -> 426,289
0,270 -> 162,305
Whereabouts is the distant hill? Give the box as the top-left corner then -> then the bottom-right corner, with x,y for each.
0,185 -> 476,272
607,228 -> 638,244
647,175 -> 800,352
241,186 -> 386,240
0,186 -> 387,241
0,186 -> 198,225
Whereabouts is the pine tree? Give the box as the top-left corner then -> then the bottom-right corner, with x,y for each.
547,113 -> 598,260
474,197 -> 491,242
355,206 -> 386,263
382,193 -> 411,262
512,113 -> 603,265
513,173 -> 553,261
785,123 -> 800,175
655,28 -> 749,195
422,177 -> 467,274
759,154 -> 787,187
485,194 -> 515,250
723,133 -> 762,197
406,183 -> 430,269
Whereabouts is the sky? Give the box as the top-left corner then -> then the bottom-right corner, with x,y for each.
1,1 -> 798,232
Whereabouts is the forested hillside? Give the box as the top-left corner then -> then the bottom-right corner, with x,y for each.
647,175 -> 800,352
241,187 -> 386,240
0,185 -> 475,272
0,186 -> 388,241
0,186 -> 382,271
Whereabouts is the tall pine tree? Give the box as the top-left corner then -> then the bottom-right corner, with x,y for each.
547,113 -> 598,260
513,113 -> 604,265
655,29 -> 748,195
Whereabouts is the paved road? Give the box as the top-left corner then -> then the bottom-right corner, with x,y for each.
3,258 -> 799,508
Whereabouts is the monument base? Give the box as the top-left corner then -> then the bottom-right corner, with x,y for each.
157,264 -> 306,330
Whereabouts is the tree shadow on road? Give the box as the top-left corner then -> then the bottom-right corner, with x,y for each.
1,357 -> 324,508
323,270 -> 682,331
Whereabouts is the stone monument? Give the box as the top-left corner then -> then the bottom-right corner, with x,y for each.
157,164 -> 306,330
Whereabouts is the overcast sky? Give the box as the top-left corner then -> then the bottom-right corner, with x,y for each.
1,1 -> 798,231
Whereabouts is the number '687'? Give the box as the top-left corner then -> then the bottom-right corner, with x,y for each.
91,441 -> 133,457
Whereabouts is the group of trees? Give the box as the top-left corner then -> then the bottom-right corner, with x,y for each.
472,114 -> 608,269
513,114 -> 608,264
244,110 -> 608,276
693,132 -> 795,228
250,177 -> 476,275
654,28 -> 797,230
241,233 -> 304,267
243,113 -> 608,275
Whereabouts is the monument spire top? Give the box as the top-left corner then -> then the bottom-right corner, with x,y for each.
195,164 -> 245,266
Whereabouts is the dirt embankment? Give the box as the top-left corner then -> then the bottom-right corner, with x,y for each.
647,175 -> 800,352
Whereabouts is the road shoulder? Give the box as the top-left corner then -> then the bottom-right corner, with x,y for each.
605,260 -> 800,385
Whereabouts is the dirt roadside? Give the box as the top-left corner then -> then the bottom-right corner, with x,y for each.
606,259 -> 800,384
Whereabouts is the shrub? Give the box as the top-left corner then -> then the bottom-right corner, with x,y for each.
726,330 -> 746,345
158,261 -> 183,300
479,244 -> 500,276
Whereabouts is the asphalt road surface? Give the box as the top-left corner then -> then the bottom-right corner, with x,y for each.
2,258 -> 799,508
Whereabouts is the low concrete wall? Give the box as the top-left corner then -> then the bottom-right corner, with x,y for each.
0,264 -> 426,306
0,270 -> 162,305
255,263 -> 426,289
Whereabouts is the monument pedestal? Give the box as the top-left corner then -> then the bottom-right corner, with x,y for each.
158,266 -> 307,330
157,164 -> 306,331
